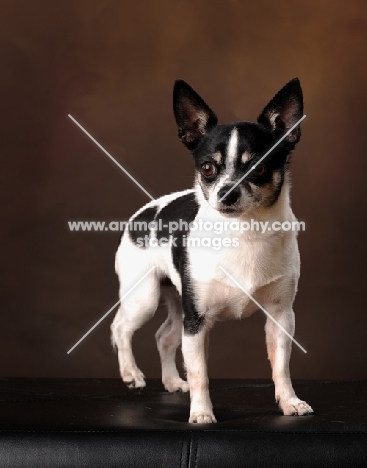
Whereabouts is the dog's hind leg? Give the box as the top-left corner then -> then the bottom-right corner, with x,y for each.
111,272 -> 160,389
156,287 -> 189,393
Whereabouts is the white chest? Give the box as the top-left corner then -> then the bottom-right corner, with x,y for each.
185,210 -> 299,320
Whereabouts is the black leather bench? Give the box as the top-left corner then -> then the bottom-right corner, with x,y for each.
0,378 -> 366,467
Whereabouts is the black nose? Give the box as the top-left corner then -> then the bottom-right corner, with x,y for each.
218,185 -> 241,206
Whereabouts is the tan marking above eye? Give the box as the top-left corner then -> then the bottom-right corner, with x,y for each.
241,152 -> 252,164
212,151 -> 222,164
201,162 -> 216,177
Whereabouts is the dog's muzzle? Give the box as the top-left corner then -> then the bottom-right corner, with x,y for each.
218,185 -> 241,206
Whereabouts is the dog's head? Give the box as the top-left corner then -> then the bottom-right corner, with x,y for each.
173,79 -> 303,216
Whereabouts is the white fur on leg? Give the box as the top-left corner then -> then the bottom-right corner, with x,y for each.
156,288 -> 189,393
111,274 -> 160,389
111,308 -> 147,388
265,305 -> 313,416
182,327 -> 216,423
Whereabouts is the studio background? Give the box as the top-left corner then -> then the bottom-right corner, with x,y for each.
1,0 -> 367,379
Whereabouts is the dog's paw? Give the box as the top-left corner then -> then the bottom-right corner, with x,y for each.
280,397 -> 313,416
163,377 -> 189,393
189,411 -> 217,424
122,368 -> 146,389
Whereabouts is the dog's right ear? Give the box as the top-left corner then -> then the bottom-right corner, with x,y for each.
173,80 -> 218,150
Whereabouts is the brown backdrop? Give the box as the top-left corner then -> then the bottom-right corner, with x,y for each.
1,0 -> 367,380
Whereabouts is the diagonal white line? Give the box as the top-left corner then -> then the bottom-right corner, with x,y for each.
68,114 -> 155,201
219,115 -> 306,202
219,266 -> 307,353
67,266 -> 156,354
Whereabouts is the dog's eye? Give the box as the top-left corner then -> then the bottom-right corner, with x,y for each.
251,164 -> 266,177
201,162 -> 216,177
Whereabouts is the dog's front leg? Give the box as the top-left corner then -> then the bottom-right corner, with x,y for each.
265,305 -> 313,416
182,326 -> 216,423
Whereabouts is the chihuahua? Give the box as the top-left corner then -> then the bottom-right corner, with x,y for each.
111,78 -> 313,423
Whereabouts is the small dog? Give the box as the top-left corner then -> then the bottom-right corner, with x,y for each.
111,78 -> 313,423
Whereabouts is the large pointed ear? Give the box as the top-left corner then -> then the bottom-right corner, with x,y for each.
257,78 -> 303,147
173,80 -> 218,150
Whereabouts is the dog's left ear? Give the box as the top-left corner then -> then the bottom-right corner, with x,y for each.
257,78 -> 303,147
173,80 -> 218,150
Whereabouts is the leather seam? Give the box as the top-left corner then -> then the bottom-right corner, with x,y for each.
188,433 -> 193,468
1,430 -> 367,435
180,436 -> 184,468
194,434 -> 199,468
